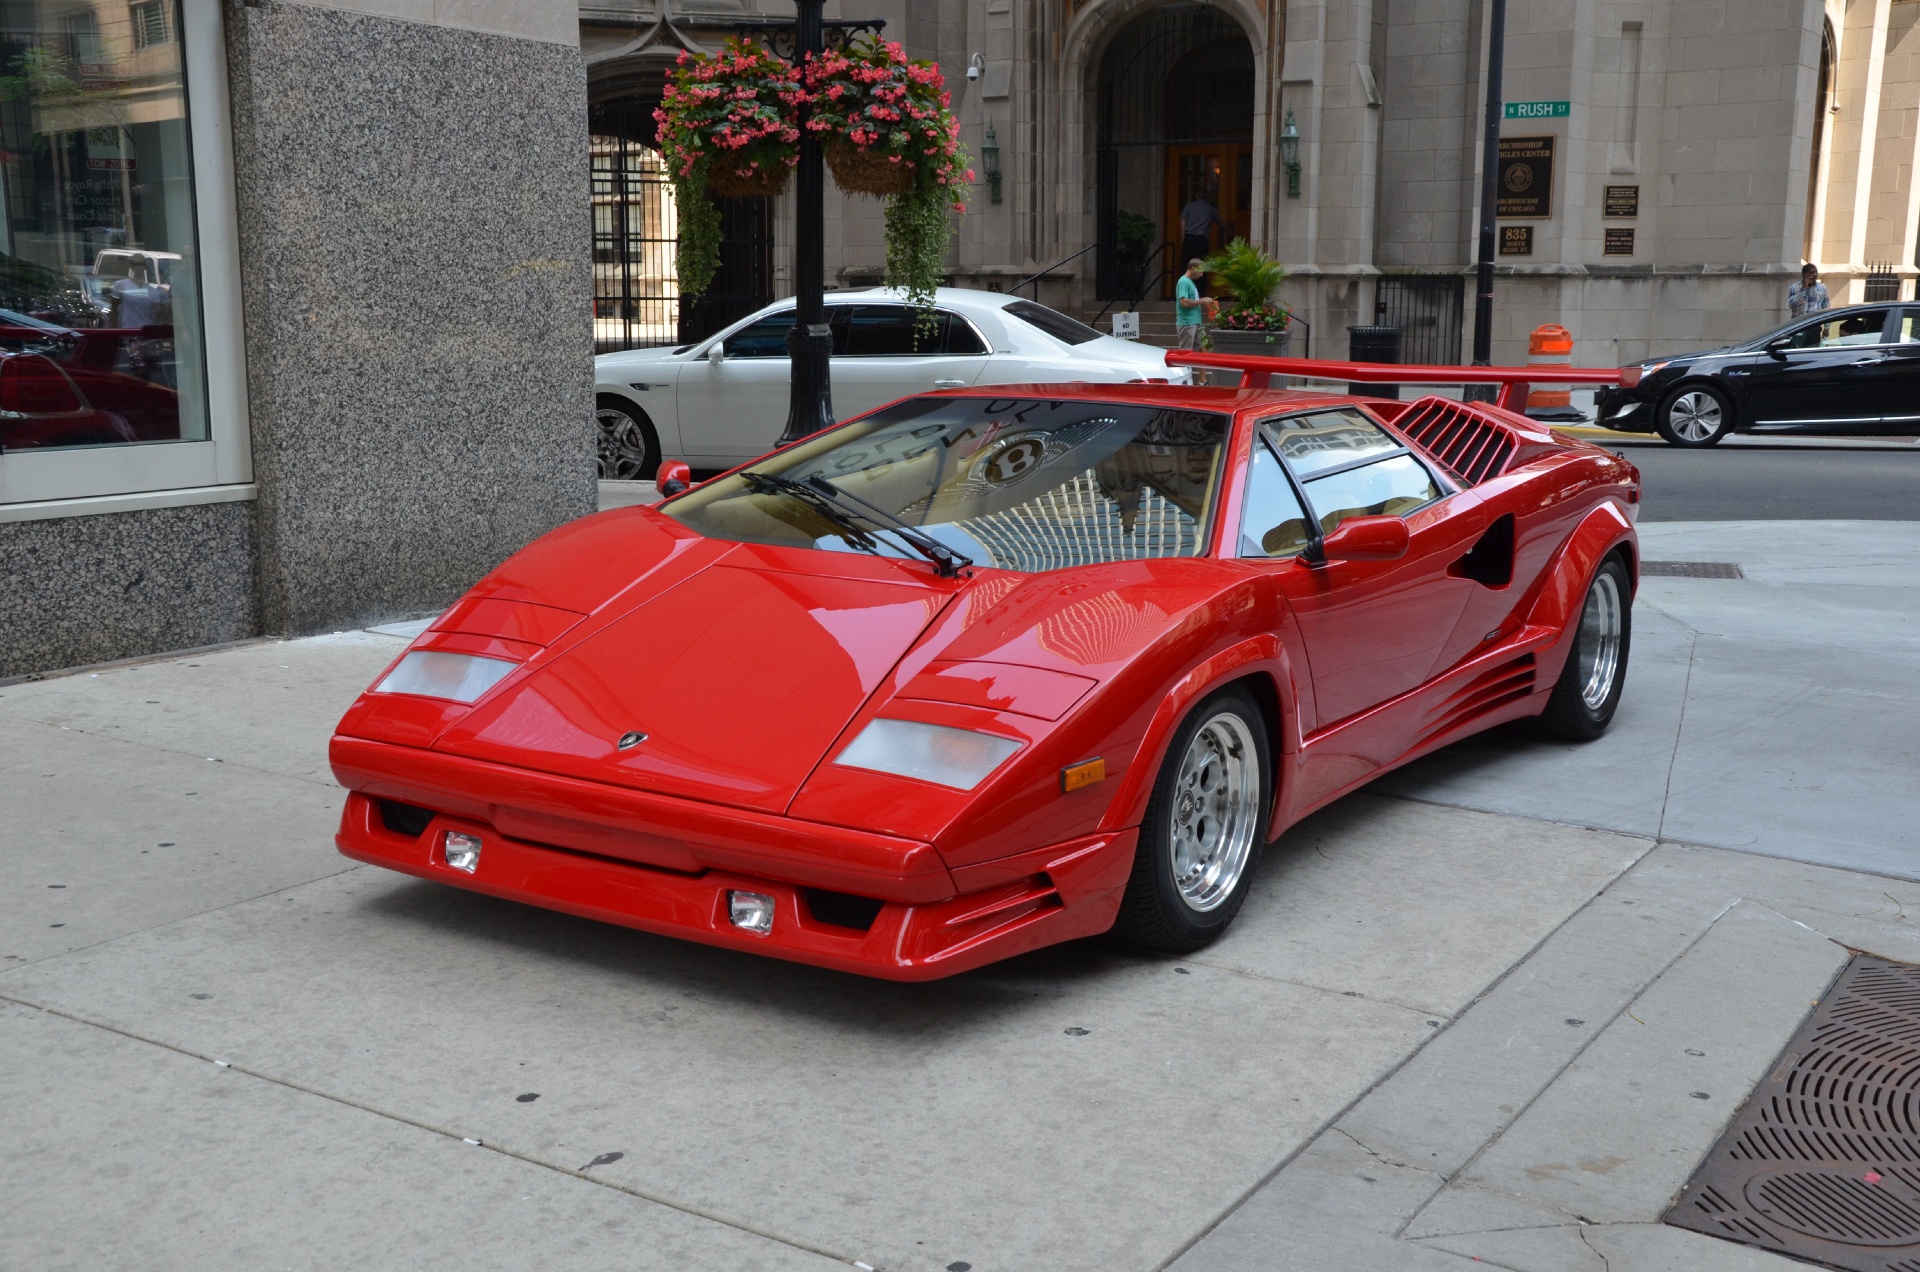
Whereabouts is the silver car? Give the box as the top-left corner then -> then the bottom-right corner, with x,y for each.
592,287 -> 1189,478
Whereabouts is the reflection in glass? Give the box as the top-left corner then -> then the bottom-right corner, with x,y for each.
1265,409 -> 1400,477
1301,454 -> 1441,535
0,0 -> 205,453
667,397 -> 1230,572
1238,438 -> 1311,559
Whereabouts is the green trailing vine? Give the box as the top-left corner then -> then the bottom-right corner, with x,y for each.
666,156 -> 723,299
883,140 -> 969,324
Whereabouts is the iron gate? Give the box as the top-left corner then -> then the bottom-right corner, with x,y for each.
1863,261 -> 1900,303
589,98 -> 774,353
1375,276 -> 1465,367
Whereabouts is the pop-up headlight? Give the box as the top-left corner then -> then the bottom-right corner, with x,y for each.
374,651 -> 518,704
835,718 -> 1021,790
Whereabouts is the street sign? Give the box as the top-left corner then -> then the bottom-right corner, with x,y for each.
1505,100 -> 1570,119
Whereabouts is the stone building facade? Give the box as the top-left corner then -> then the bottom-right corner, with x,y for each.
583,0 -> 1918,367
2,1 -> 592,679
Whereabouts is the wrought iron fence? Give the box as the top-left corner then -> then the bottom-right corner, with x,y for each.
1864,260 -> 1901,303
1375,276 -> 1464,367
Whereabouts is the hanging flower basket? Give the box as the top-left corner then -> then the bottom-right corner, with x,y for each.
654,38 -> 808,296
823,139 -> 914,196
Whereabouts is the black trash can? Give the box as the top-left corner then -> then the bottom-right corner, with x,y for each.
1346,324 -> 1402,399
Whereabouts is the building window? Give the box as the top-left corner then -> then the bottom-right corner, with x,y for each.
1,0 -> 247,514
130,1 -> 169,49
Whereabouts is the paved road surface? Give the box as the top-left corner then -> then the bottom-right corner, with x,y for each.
1596,439 -> 1920,521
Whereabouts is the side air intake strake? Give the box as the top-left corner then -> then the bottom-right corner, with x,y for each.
1392,396 -> 1520,486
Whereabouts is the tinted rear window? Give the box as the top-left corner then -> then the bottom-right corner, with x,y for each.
1003,299 -> 1102,346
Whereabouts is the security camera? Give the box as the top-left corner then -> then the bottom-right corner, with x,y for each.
967,53 -> 985,82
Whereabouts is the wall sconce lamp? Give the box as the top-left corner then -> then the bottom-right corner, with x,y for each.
982,122 -> 1002,204
1280,108 -> 1301,198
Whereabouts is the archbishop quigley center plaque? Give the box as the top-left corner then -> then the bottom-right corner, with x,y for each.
1497,136 -> 1555,219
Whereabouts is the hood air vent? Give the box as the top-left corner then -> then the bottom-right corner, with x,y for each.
1393,397 -> 1519,486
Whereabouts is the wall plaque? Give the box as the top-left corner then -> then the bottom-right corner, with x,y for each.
1604,227 -> 1635,256
1603,184 -> 1639,218
1497,136 -> 1555,219
1500,225 -> 1534,255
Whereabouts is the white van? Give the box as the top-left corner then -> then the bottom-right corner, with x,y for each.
93,249 -> 181,284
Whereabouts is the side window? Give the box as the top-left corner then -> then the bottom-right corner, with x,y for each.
1800,313 -> 1888,348
1265,409 -> 1401,477
723,312 -> 796,358
1898,311 -> 1920,345
942,312 -> 989,355
1239,437 -> 1313,559
1300,454 -> 1443,535
841,305 -> 926,356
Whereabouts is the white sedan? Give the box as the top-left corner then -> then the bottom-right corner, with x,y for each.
592,286 -> 1188,477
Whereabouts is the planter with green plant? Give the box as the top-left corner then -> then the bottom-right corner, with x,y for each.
1202,237 -> 1293,355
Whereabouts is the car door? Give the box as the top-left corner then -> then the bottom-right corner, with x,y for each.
827,304 -> 991,418
1256,410 -> 1482,727
1740,309 -> 1893,429
1867,309 -> 1920,432
673,310 -> 799,462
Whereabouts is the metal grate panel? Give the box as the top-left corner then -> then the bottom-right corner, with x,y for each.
1643,561 -> 1745,579
1391,396 -> 1518,486
1667,955 -> 1920,1271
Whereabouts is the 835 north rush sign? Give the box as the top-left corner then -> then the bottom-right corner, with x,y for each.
1497,136 -> 1555,219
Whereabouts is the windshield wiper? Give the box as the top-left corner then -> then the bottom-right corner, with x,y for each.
739,472 -> 884,556
802,475 -> 972,578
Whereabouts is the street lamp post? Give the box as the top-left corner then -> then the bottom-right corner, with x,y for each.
1469,0 -> 1508,373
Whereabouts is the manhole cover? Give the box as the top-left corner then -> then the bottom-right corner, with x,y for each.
1668,955 -> 1920,1271
1643,560 -> 1744,579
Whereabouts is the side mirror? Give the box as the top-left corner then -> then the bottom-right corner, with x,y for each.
1319,515 -> 1410,562
656,460 -> 692,498
1765,335 -> 1792,359
707,341 -> 727,364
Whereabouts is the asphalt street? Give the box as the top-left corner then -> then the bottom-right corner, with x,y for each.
1605,439 -> 1920,521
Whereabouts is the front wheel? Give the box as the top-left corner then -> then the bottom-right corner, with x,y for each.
1655,385 -> 1733,447
1532,556 -> 1632,741
596,397 -> 660,480
1111,685 -> 1270,954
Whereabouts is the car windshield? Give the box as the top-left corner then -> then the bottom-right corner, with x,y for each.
664,396 -> 1230,572
1002,299 -> 1102,346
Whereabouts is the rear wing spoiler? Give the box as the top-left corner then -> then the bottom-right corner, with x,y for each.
1165,351 -> 1632,413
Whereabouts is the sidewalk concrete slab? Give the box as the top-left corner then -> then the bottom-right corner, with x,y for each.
0,1002 -> 840,1272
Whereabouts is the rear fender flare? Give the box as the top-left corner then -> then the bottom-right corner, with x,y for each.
1100,633 -> 1304,838
1526,501 -> 1636,680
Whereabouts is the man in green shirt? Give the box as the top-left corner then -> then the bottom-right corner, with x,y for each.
1175,258 -> 1210,350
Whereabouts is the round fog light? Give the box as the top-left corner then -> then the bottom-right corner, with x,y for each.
728,890 -> 775,935
441,830 -> 482,874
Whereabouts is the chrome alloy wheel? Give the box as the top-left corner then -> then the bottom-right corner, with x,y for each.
1168,712 -> 1261,912
1577,571 -> 1624,711
596,406 -> 650,479
1666,390 -> 1723,442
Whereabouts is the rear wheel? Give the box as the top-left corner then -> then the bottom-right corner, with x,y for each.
1532,556 -> 1631,741
596,396 -> 660,480
1655,385 -> 1733,447
1112,685 -> 1269,954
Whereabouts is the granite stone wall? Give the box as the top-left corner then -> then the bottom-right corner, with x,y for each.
225,2 -> 595,637
0,502 -> 254,679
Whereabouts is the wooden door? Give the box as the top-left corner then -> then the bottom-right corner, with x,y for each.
1163,146 -> 1252,295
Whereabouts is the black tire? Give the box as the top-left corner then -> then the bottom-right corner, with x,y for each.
1531,555 -> 1632,741
1111,684 -> 1270,954
1654,384 -> 1734,447
596,396 -> 661,480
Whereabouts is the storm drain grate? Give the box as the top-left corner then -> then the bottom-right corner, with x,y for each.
1667,955 -> 1920,1271
1643,560 -> 1745,579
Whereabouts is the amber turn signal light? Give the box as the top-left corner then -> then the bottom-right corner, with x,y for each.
1061,757 -> 1106,793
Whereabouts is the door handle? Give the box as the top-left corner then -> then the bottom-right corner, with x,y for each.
933,378 -> 967,388
1851,356 -> 1888,366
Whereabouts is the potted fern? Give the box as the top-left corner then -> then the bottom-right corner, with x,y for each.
1201,238 -> 1293,356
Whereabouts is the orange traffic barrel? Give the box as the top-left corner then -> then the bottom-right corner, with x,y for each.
1526,324 -> 1574,408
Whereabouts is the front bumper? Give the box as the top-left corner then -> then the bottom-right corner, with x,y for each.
331,736 -> 1135,981
1593,388 -> 1656,432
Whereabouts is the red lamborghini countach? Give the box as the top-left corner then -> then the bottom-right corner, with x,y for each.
331,382 -> 1639,979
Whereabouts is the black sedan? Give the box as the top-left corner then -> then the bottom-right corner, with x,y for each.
1596,302 -> 1920,446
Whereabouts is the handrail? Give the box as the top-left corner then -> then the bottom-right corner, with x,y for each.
1166,351 -> 1629,412
1012,243 -> 1098,298
1092,240 -> 1177,325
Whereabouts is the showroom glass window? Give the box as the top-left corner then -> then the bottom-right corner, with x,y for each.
0,0 -> 206,454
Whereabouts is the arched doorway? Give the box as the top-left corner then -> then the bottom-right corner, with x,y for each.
1093,3 -> 1256,300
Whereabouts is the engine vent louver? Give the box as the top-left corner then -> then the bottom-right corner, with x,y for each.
1393,397 -> 1519,486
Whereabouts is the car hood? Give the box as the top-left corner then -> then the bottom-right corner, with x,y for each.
431,548 -> 955,813
595,345 -> 685,372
